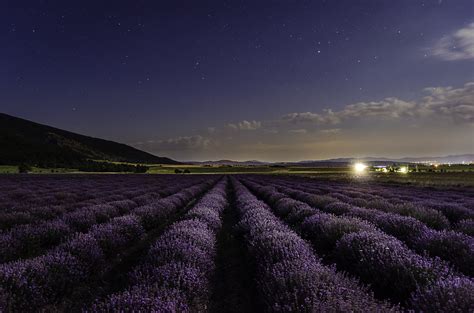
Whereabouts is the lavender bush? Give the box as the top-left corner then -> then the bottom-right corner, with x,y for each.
90,179 -> 227,312
232,179 -> 397,312
0,174 -> 472,312
0,176 -> 217,311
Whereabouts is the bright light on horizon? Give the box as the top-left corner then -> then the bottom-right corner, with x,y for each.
354,162 -> 368,173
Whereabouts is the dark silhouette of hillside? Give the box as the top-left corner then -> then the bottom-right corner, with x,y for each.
0,113 -> 179,167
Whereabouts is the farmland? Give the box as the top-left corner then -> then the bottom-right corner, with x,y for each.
0,174 -> 473,312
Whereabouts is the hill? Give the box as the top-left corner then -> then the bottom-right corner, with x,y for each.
184,155 -> 474,167
282,155 -> 474,167
188,160 -> 270,166
0,113 -> 179,167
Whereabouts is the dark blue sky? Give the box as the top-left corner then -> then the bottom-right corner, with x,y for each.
1,0 -> 473,161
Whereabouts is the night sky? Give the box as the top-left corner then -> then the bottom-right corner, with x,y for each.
1,0 -> 473,161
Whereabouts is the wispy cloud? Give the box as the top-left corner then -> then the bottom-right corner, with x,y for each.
420,83 -> 474,122
320,128 -> 341,134
281,82 -> 474,127
288,128 -> 307,134
282,110 -> 340,125
281,98 -> 416,126
228,120 -> 261,131
263,128 -> 279,134
433,22 -> 474,61
134,135 -> 212,151
207,127 -> 216,134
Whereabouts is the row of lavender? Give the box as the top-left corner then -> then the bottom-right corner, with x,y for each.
0,175 -> 164,211
232,178 -> 398,312
0,175 -> 199,230
0,176 -> 218,311
258,175 -> 474,236
0,176 -> 208,263
241,177 -> 474,311
90,178 -> 228,311
281,175 -> 474,210
249,177 -> 474,276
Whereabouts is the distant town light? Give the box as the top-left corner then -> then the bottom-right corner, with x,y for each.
354,162 -> 368,173
399,166 -> 408,174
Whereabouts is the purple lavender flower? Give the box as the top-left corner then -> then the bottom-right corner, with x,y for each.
410,276 -> 474,313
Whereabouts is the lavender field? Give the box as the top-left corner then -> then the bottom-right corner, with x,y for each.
0,175 -> 473,312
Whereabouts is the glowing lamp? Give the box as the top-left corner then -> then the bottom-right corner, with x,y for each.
354,163 -> 367,173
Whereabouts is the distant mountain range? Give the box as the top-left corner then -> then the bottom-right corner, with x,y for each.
283,155 -> 474,166
188,160 -> 270,166
189,155 -> 474,166
0,113 -> 180,167
387,155 -> 474,164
